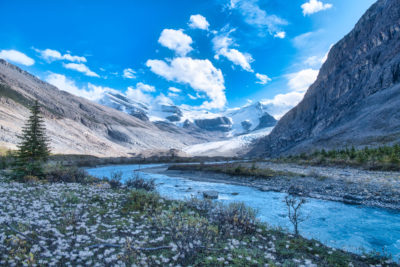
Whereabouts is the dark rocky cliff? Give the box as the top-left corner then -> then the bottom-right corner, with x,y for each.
250,0 -> 400,157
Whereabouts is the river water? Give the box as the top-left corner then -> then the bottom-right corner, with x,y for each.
86,164 -> 400,259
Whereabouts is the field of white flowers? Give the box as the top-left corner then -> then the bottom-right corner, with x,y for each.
0,175 -> 395,266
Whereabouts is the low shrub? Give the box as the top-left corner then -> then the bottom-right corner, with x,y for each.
0,152 -> 15,170
211,202 -> 258,235
185,198 -> 258,236
44,164 -> 97,184
121,190 -> 162,213
152,209 -> 218,264
109,171 -> 123,189
125,171 -> 155,191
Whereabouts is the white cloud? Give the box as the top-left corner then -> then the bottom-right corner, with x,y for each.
188,14 -> 210,30
255,73 -> 271,84
125,84 -> 168,106
261,91 -> 305,119
212,32 -> 253,72
188,94 -> 197,100
63,63 -> 100,77
304,56 -> 321,67
229,0 -> 287,36
168,92 -> 179,98
46,73 -> 106,101
304,47 -> 331,67
123,68 -> 136,79
35,48 -> 86,63
135,82 -> 156,92
301,0 -> 332,16
0,49 -> 35,66
274,31 -> 286,39
146,57 -> 226,109
158,29 -> 193,56
168,87 -> 181,93
154,93 -> 173,105
287,68 -> 319,92
293,31 -> 316,48
125,86 -> 153,104
260,68 -> 319,118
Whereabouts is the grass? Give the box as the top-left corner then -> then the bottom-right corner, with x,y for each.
274,144 -> 400,171
0,175 -> 395,266
168,163 -> 300,179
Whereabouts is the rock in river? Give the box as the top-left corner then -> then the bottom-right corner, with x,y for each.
203,190 -> 219,199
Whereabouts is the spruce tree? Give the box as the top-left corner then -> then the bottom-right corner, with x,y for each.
13,100 -> 50,179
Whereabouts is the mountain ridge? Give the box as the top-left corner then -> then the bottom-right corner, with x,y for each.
249,0 -> 400,157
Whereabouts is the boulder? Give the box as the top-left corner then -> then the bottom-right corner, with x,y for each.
203,190 -> 219,199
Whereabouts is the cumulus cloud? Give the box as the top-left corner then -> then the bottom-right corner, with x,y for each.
261,91 -> 305,119
212,32 -> 253,72
188,14 -> 210,30
260,68 -> 319,118
158,29 -> 193,56
46,73 -> 106,101
168,87 -> 181,93
274,31 -> 286,39
229,0 -> 287,36
135,82 -> 156,92
146,57 -> 226,109
301,0 -> 332,16
287,68 -> 319,92
255,73 -> 271,84
125,86 -> 153,104
34,48 -> 86,63
154,93 -> 173,105
0,49 -> 35,66
123,68 -> 136,79
126,84 -> 171,107
63,63 -> 100,77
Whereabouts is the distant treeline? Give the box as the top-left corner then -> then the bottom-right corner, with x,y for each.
277,144 -> 400,171
0,150 -> 236,170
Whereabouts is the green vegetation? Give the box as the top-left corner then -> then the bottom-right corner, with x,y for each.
12,100 -> 50,180
0,147 -> 15,170
276,145 -> 400,171
168,163 -> 298,178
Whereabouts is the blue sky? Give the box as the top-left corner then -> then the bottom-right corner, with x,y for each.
0,0 -> 375,116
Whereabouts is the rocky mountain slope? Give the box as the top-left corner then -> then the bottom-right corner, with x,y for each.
0,59 -> 220,157
250,0 -> 400,157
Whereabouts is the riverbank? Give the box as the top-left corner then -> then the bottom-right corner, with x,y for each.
145,162 -> 400,210
0,175 -> 394,266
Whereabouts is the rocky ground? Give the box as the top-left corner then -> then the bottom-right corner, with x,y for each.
0,174 -> 395,266
155,161 -> 400,210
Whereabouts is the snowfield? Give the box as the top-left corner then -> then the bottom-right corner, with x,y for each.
183,128 -> 274,157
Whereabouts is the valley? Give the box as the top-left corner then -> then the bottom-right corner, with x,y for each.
1,0 -> 400,265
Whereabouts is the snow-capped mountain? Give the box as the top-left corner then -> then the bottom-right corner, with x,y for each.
224,101 -> 277,135
98,91 -> 150,121
98,91 -> 277,137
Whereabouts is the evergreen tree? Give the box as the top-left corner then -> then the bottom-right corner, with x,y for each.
13,100 -> 50,179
